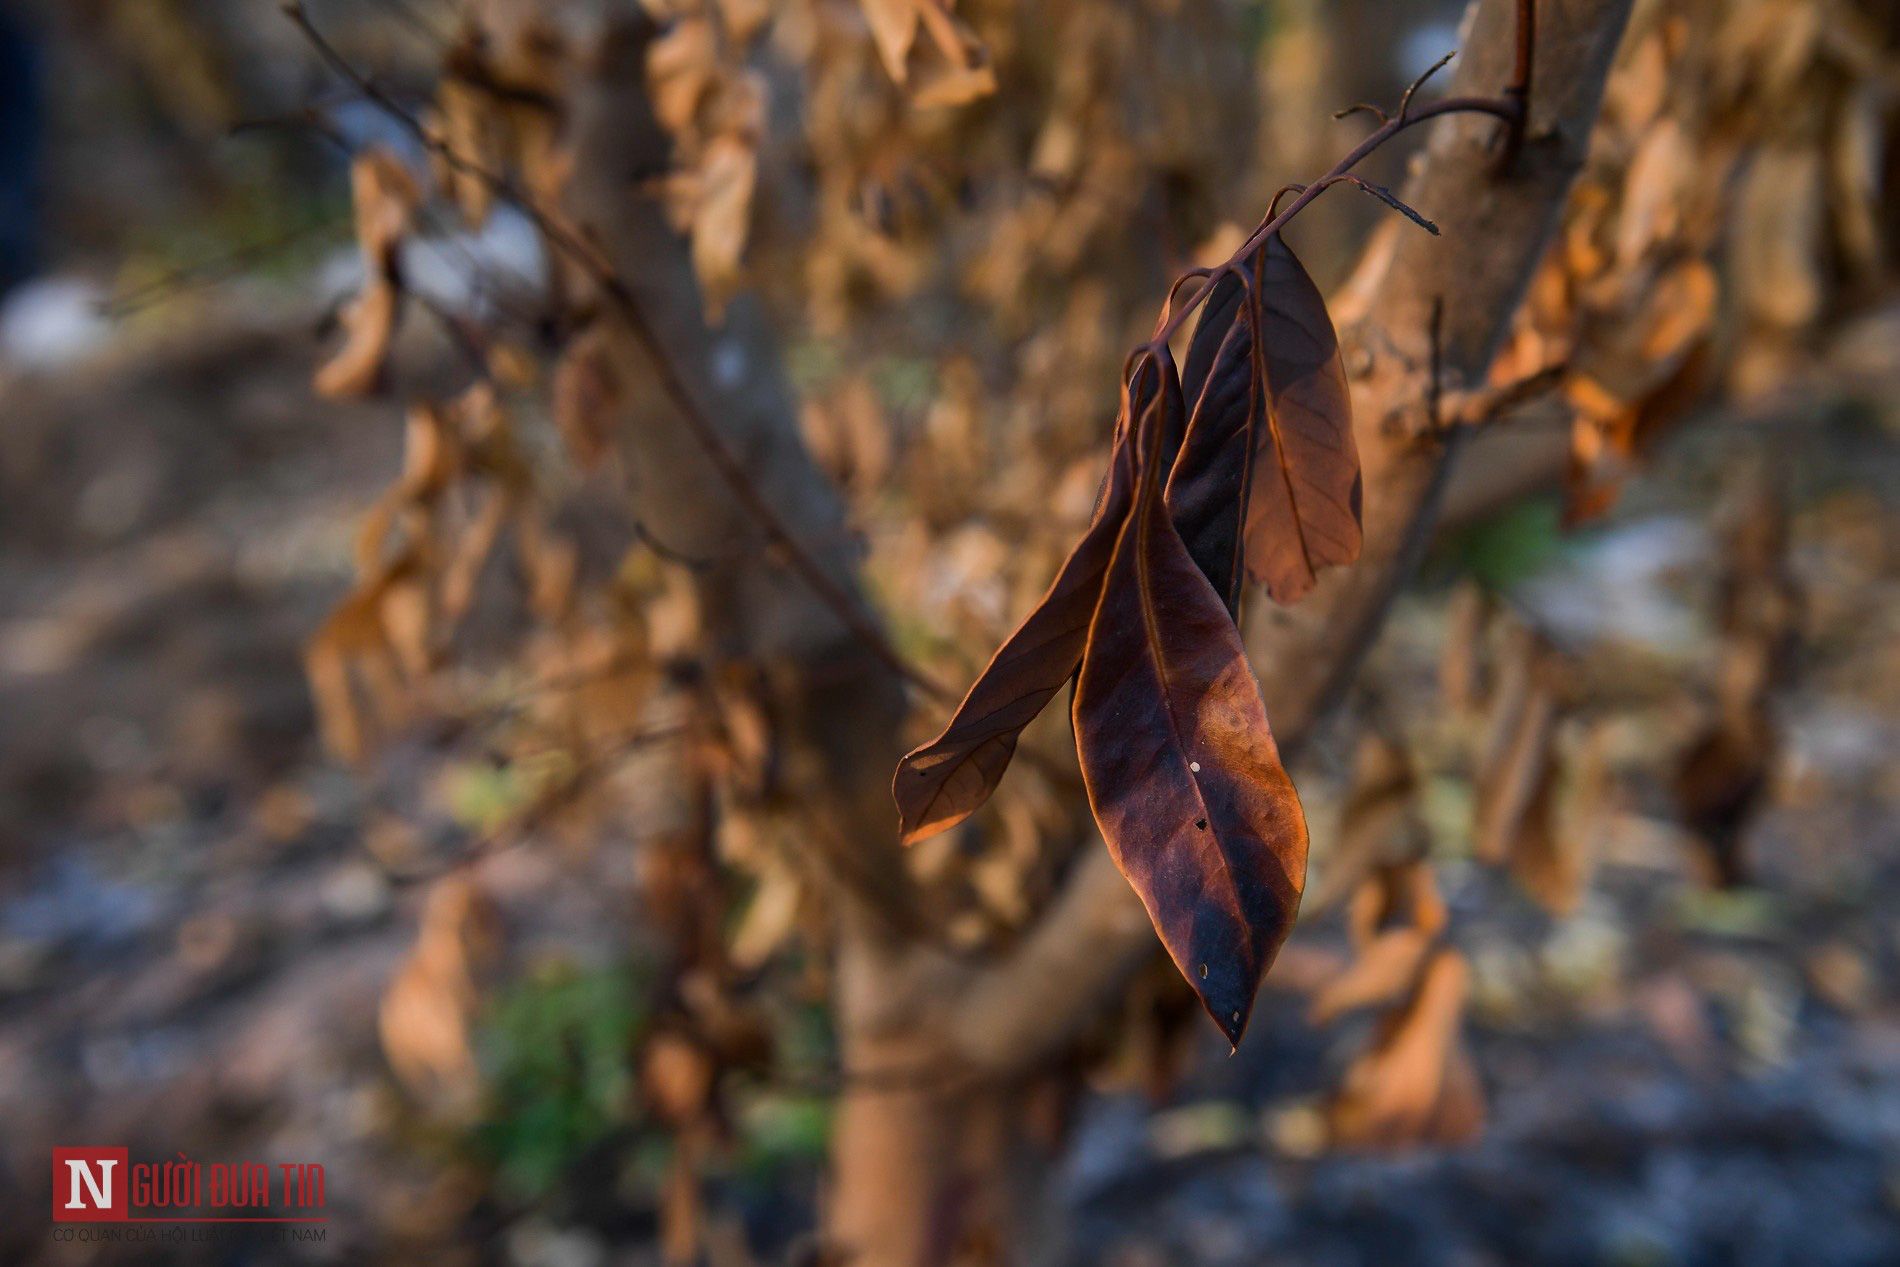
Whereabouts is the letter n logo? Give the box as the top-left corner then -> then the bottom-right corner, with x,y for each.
52,1148 -> 128,1222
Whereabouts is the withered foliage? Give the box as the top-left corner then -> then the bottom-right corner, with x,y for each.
270,0 -> 1899,1242
857,0 -> 996,107
378,875 -> 504,1115
1483,0 -> 1893,522
305,383 -> 568,762
897,230 -> 1359,1042
1176,236 -> 1361,608
1472,622 -> 1588,914
1317,862 -> 1485,1149
313,148 -> 419,399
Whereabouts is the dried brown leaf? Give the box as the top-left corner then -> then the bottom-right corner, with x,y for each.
1309,926 -> 1434,1025
859,0 -> 994,106
690,133 -> 758,321
892,366 -> 1166,845
1327,947 -> 1484,1149
314,148 -> 420,399
1474,649 -> 1559,867
551,324 -> 621,471
1306,731 -> 1426,914
648,17 -> 719,135
379,877 -> 502,1115
1073,370 -> 1307,1046
314,279 -> 400,400
858,0 -> 922,85
1168,235 -> 1359,608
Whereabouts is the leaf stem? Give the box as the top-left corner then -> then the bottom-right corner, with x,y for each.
1148,92 -> 1519,351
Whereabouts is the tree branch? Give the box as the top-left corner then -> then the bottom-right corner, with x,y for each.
281,1 -> 947,705
946,0 -> 1635,1080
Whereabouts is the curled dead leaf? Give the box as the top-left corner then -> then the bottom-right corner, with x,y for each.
314,148 -> 421,399
1169,235 -> 1359,608
1327,947 -> 1485,1149
892,365 -> 1164,846
1074,356 -> 1306,1046
378,876 -> 502,1116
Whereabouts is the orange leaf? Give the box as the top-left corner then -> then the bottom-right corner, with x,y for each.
1328,948 -> 1484,1148
1169,236 -> 1359,607
314,148 -> 420,399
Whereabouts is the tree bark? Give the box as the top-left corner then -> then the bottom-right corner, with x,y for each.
562,22 -> 972,1266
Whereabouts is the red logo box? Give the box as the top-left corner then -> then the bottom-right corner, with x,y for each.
51,1148 -> 128,1222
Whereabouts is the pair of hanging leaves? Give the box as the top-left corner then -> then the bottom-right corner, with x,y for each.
893,235 -> 1361,1045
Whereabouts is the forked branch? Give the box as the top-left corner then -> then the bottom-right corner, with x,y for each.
1147,44 -> 1525,352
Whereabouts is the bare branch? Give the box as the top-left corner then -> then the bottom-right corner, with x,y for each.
1142,86 -> 1519,349
1333,103 -> 1390,125
1398,50 -> 1459,124
1321,175 -> 1441,234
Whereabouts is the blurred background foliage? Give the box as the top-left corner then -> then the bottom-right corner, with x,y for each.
0,0 -> 1898,1264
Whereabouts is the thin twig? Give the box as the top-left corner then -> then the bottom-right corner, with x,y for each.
1398,51 -> 1459,124
382,721 -> 694,886
281,1 -> 951,703
1264,182 -> 1306,221
100,214 -> 350,318
412,290 -> 496,376
229,105 -> 355,154
1147,92 -> 1520,351
633,517 -> 724,572
1319,175 -> 1439,234
1332,103 -> 1389,125
1500,0 -> 1537,170
1456,358 -> 1570,426
1147,0 -> 1533,351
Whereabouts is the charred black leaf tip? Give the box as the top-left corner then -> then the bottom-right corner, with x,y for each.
1196,949 -> 1256,1047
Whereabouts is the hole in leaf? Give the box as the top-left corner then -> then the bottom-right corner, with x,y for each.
1194,818 -> 1207,830
1189,761 -> 1201,773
